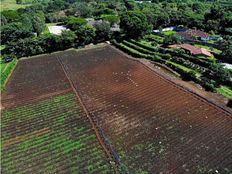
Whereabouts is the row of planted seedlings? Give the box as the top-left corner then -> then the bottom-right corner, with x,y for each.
3,114 -> 112,173
2,94 -> 114,173
1,95 -> 80,141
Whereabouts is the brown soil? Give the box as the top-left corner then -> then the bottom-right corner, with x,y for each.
1,45 -> 232,173
1,54 -> 72,109
58,45 -> 232,173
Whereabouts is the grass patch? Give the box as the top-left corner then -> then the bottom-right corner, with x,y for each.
0,58 -> 18,91
216,86 -> 232,100
163,30 -> 176,36
0,45 -> 6,51
0,0 -> 31,12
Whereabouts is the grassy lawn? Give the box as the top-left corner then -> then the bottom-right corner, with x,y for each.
194,44 -> 222,54
0,58 -> 18,91
0,0 -> 31,12
163,30 -> 176,36
216,86 -> 232,100
0,45 -> 6,51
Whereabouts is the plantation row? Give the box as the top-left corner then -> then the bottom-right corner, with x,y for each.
1,93 -> 115,173
112,39 -> 232,94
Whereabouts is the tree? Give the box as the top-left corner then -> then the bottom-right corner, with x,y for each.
99,14 -> 120,26
220,36 -> 232,63
1,22 -> 33,44
123,0 -> 136,10
31,12 -> 46,35
1,10 -> 21,22
60,30 -> 77,49
163,34 -> 182,45
72,2 -> 94,18
203,63 -> 231,86
120,11 -> 152,38
16,0 -> 22,4
66,17 -> 87,30
75,26 -> 96,45
94,21 -> 111,42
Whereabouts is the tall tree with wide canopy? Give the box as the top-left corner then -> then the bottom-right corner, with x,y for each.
120,10 -> 152,38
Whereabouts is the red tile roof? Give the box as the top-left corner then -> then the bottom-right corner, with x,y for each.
168,44 -> 213,57
177,29 -> 209,40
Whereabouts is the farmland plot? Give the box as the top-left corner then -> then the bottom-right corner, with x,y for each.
1,93 -> 115,173
1,54 -> 72,109
58,46 -> 232,174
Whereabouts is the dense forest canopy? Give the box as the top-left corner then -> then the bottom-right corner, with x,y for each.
0,0 -> 231,60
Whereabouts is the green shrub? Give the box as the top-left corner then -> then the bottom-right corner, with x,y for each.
112,40 -> 150,58
122,40 -> 154,55
129,39 -> 158,52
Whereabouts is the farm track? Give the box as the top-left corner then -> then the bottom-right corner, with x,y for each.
1,45 -> 232,174
57,45 -> 232,173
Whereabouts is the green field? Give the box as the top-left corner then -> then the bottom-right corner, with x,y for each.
0,0 -> 31,12
0,58 -> 17,91
1,93 -> 115,173
163,30 -> 176,36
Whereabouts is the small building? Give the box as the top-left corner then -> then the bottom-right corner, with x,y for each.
153,27 -> 176,33
48,26 -> 68,35
168,44 -> 213,57
177,29 -> 210,41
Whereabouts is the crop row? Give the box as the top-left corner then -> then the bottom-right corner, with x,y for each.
1,93 -> 115,173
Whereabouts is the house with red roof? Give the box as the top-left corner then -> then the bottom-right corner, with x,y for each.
168,44 -> 213,57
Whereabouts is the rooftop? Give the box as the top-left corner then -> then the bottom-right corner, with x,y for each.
177,29 -> 210,39
168,44 -> 213,57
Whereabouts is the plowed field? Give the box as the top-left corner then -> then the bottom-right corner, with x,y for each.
1,45 -> 232,174
1,54 -> 72,108
58,46 -> 232,174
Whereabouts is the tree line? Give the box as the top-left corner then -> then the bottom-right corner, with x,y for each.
1,0 -> 231,62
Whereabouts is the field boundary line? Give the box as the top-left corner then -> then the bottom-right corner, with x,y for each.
110,45 -> 232,117
55,55 -> 123,174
